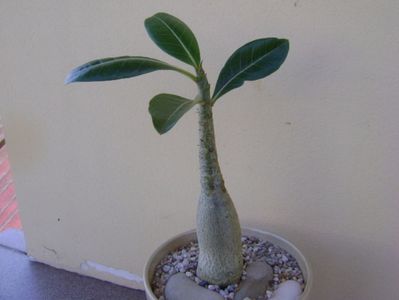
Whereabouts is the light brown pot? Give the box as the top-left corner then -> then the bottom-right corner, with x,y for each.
144,227 -> 312,300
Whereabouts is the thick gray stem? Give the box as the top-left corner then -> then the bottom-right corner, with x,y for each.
195,71 -> 243,286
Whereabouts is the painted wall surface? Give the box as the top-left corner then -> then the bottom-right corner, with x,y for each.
1,1 -> 398,298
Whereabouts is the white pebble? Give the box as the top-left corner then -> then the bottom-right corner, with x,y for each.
270,280 -> 301,300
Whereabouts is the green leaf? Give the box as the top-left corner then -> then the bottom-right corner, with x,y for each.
149,93 -> 198,134
212,38 -> 289,102
65,56 -> 196,83
145,12 -> 201,69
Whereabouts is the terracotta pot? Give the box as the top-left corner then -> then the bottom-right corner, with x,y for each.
144,227 -> 312,300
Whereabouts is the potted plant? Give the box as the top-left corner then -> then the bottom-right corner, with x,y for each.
66,12 -> 311,300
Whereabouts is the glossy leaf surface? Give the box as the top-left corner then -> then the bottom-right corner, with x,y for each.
149,94 -> 197,134
212,38 -> 289,101
65,56 -> 195,83
145,12 -> 201,68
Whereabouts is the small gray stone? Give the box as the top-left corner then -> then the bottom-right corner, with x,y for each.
162,265 -> 171,273
185,271 -> 193,277
246,261 -> 273,280
199,280 -> 208,287
165,273 -> 224,300
234,261 -> 273,300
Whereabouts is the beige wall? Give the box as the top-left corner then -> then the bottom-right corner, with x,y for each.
1,1 -> 399,298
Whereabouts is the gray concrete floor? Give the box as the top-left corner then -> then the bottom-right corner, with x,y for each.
0,245 -> 146,300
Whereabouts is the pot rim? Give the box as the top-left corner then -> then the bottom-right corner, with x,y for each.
143,227 -> 312,299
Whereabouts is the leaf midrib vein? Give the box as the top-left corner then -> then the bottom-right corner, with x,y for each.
163,99 -> 192,128
155,16 -> 197,68
213,47 -> 277,100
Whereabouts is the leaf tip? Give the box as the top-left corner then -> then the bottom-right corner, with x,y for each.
64,72 -> 76,84
152,119 -> 167,135
156,128 -> 165,135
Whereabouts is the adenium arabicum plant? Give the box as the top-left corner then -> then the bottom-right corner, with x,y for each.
66,12 -> 289,286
